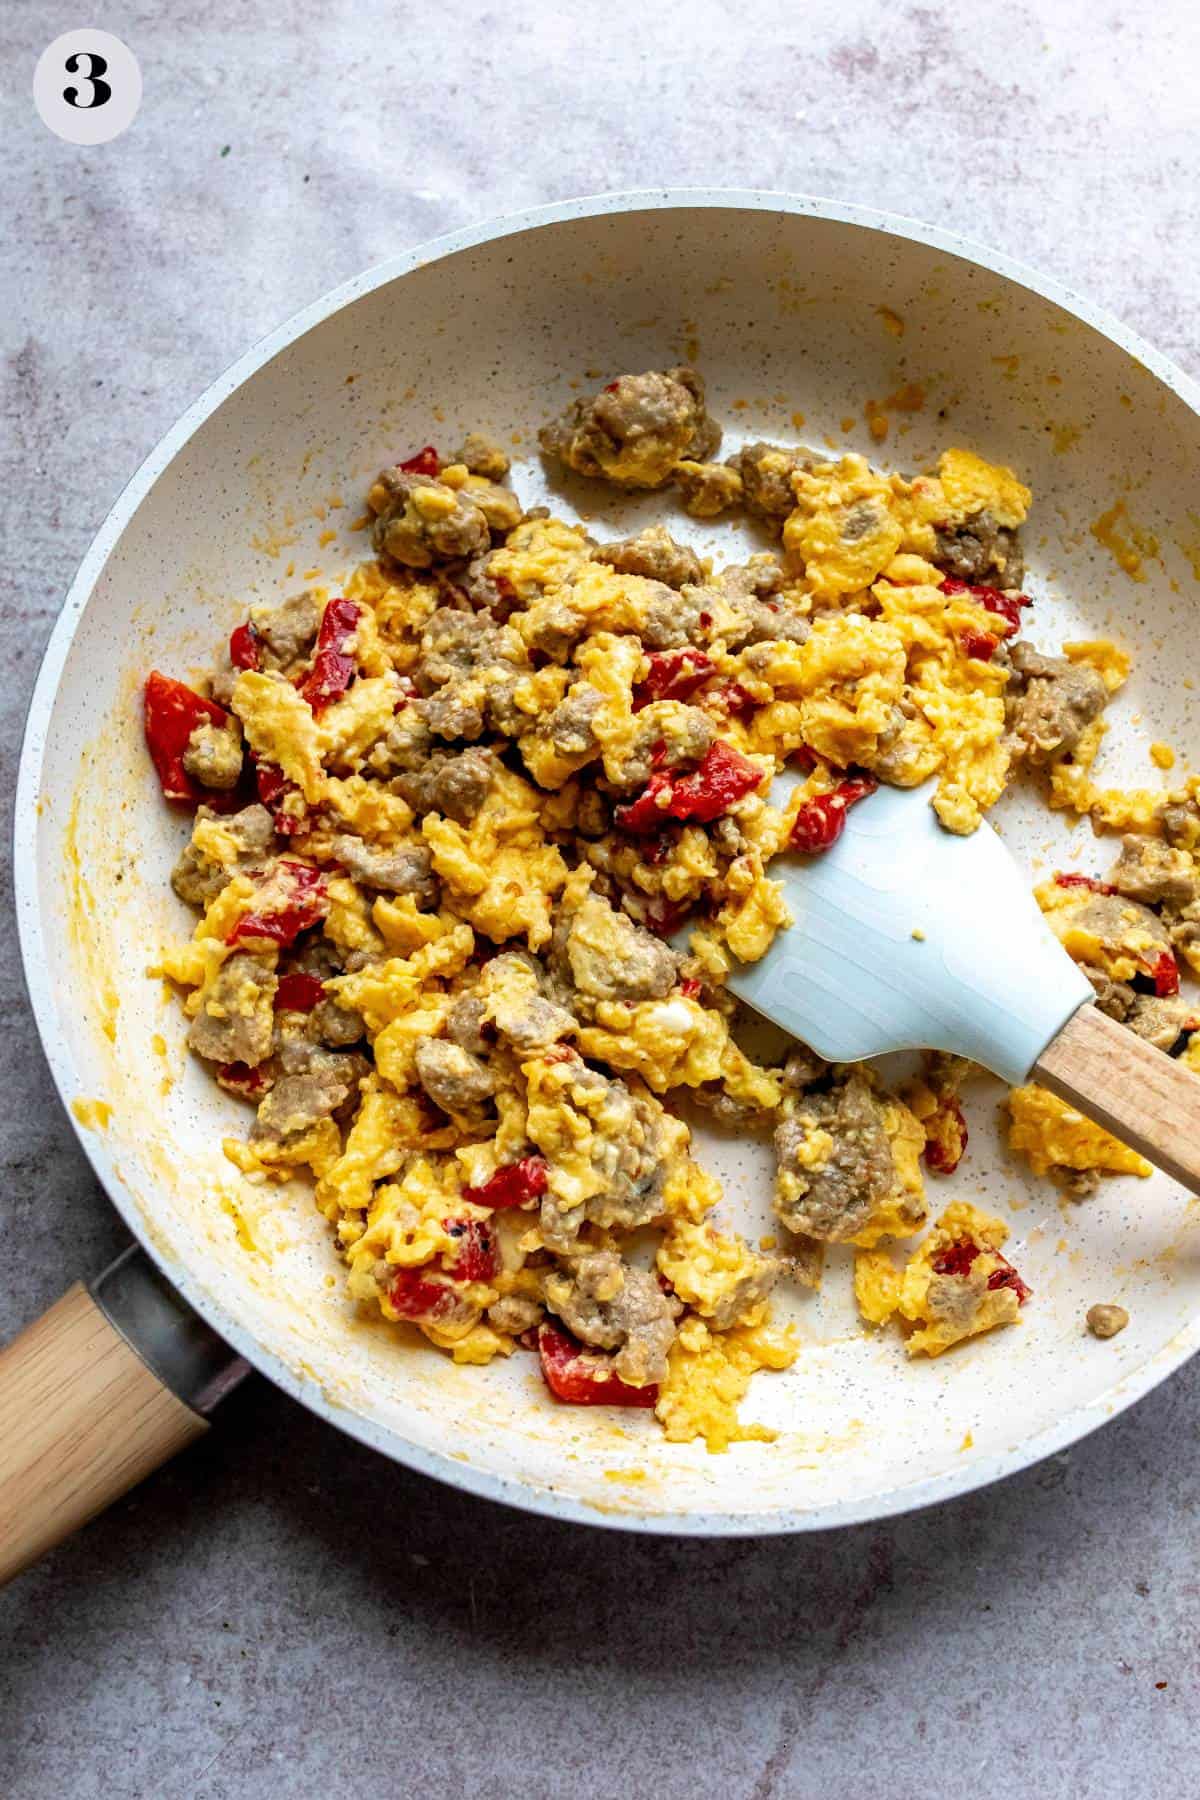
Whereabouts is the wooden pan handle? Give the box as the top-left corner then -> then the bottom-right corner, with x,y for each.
1034,1002 -> 1200,1195
0,1249 -> 248,1585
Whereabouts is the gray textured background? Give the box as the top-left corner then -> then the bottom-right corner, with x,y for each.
2,1 -> 1198,1795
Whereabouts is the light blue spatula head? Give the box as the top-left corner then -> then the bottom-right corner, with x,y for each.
724,775 -> 1094,1087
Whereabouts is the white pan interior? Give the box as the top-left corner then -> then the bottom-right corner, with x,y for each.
19,193 -> 1200,1533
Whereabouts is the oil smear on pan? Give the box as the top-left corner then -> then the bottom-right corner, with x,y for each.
1091,500 -> 1158,583
62,696 -> 362,1359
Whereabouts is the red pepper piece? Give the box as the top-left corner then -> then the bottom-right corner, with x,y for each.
713,681 -> 759,720
988,1260 -> 1033,1302
930,1239 -> 979,1279
254,758 -> 306,836
632,648 -> 714,711
299,597 -> 361,713
615,741 -> 763,833
1053,872 -> 1116,895
1148,949 -> 1181,998
462,1155 -> 549,1211
958,626 -> 1000,662
790,774 -> 878,854
144,671 -> 231,805
442,1217 -> 500,1283
229,621 -> 262,671
398,445 -> 440,477
679,977 -> 702,999
537,1323 -> 658,1407
665,741 -> 764,823
931,1238 -> 1031,1303
226,861 -> 328,948
388,1268 -> 468,1323
940,577 -> 1032,637
217,1061 -> 269,1098
274,971 -> 326,1012
613,770 -> 676,833
923,1096 -> 969,1174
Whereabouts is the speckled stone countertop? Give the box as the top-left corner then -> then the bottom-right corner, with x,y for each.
2,2 -> 1198,1794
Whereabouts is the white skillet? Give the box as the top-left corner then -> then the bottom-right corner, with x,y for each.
6,192 -> 1200,1571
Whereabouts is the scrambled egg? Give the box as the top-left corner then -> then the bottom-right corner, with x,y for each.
656,1316 -> 797,1451
935,447 -> 1031,531
422,765 -> 568,950
855,1201 -> 1026,1357
147,373 -> 1182,1458
1008,1085 -> 1153,1181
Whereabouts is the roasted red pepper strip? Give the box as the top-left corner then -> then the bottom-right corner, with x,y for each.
931,1238 -> 1031,1302
987,1261 -> 1033,1302
957,626 -> 1000,662
226,861 -> 328,948
790,775 -> 878,854
923,1096 -> 969,1175
144,671 -> 231,805
217,1061 -> 269,1098
1053,871 -> 1115,895
398,445 -> 440,477
388,1268 -> 468,1323
462,1155 -> 549,1210
274,971 -> 326,1012
1148,949 -> 1181,998
711,680 -> 759,720
615,741 -> 763,833
632,648 -> 714,711
299,597 -> 362,712
940,577 -> 1031,637
388,1220 -> 499,1319
254,758 -> 306,836
537,1323 -> 659,1407
679,977 -> 702,999
229,621 -> 262,671
930,1239 -> 980,1278
614,770 -> 676,833
665,741 -> 764,823
442,1217 -> 500,1282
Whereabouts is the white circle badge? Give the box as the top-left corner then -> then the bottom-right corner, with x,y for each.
33,30 -> 142,146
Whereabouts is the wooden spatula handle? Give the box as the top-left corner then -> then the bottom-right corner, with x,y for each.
1034,1003 -> 1200,1195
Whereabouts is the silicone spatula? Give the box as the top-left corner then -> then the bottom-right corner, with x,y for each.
723,774 -> 1200,1195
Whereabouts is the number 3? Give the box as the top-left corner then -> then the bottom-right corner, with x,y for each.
63,51 -> 111,109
